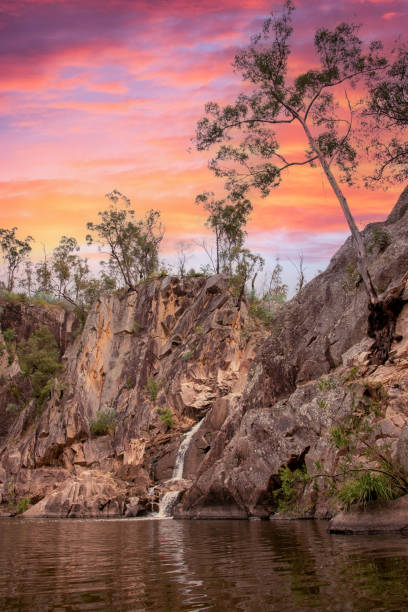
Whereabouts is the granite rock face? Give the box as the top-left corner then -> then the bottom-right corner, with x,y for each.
329,496 -> 408,534
177,186 -> 408,521
0,275 -> 264,516
1,188 -> 408,524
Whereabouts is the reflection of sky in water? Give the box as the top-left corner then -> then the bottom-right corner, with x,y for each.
1,518 -> 408,609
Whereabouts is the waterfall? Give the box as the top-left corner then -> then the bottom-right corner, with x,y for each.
171,418 -> 204,480
156,491 -> 181,518
156,418 -> 204,518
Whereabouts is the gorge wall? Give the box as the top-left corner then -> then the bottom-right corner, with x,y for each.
0,186 -> 408,525
0,275 -> 266,517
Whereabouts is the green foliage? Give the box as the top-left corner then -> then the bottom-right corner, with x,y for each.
262,259 -> 288,307
229,248 -> 265,300
275,465 -> 311,513
317,377 -> 336,391
17,326 -> 62,407
368,226 -> 391,254
342,262 -> 361,292
194,3 -> 387,303
343,366 -> 360,383
146,376 -> 160,401
33,292 -> 64,306
0,227 -> 33,292
195,191 -> 252,275
52,235 -> 80,299
3,327 -> 15,344
249,258 -> 288,327
317,399 -> 327,410
249,301 -> 274,326
192,325 -> 203,334
187,268 -> 206,277
182,350 -> 193,361
0,290 -> 28,303
2,327 -> 16,363
86,190 -> 164,290
157,407 -> 174,429
16,497 -> 31,514
330,425 -> 351,450
324,377 -> 408,510
125,377 -> 134,390
365,45 -> 408,185
337,472 -> 398,510
314,460 -> 323,472
240,327 -> 250,340
6,403 -> 20,414
90,408 -> 115,436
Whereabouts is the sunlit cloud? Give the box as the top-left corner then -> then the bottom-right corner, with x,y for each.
0,0 -> 406,278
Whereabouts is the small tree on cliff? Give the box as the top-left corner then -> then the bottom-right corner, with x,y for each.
194,1 -> 388,306
0,227 -> 33,292
195,191 -> 252,274
86,190 -> 164,290
52,235 -> 80,300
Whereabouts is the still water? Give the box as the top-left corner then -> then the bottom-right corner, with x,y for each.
0,517 -> 407,611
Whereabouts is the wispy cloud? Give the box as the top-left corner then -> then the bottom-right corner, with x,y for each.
0,0 -> 405,267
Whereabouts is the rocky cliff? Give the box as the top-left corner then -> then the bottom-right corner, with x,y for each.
177,186 -> 408,527
0,275 -> 265,517
1,187 -> 408,528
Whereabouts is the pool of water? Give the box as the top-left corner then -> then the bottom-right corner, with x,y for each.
0,517 -> 407,610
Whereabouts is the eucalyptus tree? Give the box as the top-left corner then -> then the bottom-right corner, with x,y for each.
195,191 -> 252,274
194,1 -> 388,306
365,44 -> 408,184
0,227 -> 33,292
86,190 -> 164,290
52,236 -> 81,300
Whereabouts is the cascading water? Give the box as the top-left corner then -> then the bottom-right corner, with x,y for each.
156,418 -> 204,518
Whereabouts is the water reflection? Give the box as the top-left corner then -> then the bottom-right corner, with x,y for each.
0,518 -> 407,610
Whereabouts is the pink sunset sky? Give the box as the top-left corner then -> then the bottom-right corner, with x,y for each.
0,0 -> 407,287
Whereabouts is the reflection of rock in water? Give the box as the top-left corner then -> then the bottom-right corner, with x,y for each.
157,419 -> 204,518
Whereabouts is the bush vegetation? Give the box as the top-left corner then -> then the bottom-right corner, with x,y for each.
16,497 -> 31,514
157,407 -> 173,429
275,376 -> 408,514
146,376 -> 160,401
90,408 -> 116,436
17,326 -> 62,408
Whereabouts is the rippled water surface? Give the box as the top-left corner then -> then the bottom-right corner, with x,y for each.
1,517 -> 408,611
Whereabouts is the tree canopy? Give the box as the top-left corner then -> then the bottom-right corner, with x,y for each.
86,190 -> 164,290
365,44 -> 408,184
194,0 -> 392,305
195,191 -> 252,274
0,227 -> 33,292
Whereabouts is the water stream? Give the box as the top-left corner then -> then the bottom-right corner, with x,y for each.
156,418 -> 204,518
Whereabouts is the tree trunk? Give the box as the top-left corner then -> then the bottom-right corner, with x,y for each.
301,122 -> 378,305
299,121 -> 408,364
215,228 -> 220,274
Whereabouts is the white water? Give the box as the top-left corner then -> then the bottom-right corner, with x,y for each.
172,418 -> 204,480
156,418 -> 204,518
156,491 -> 181,518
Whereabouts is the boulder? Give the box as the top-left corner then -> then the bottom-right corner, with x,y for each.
329,496 -> 408,534
23,471 -> 126,518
